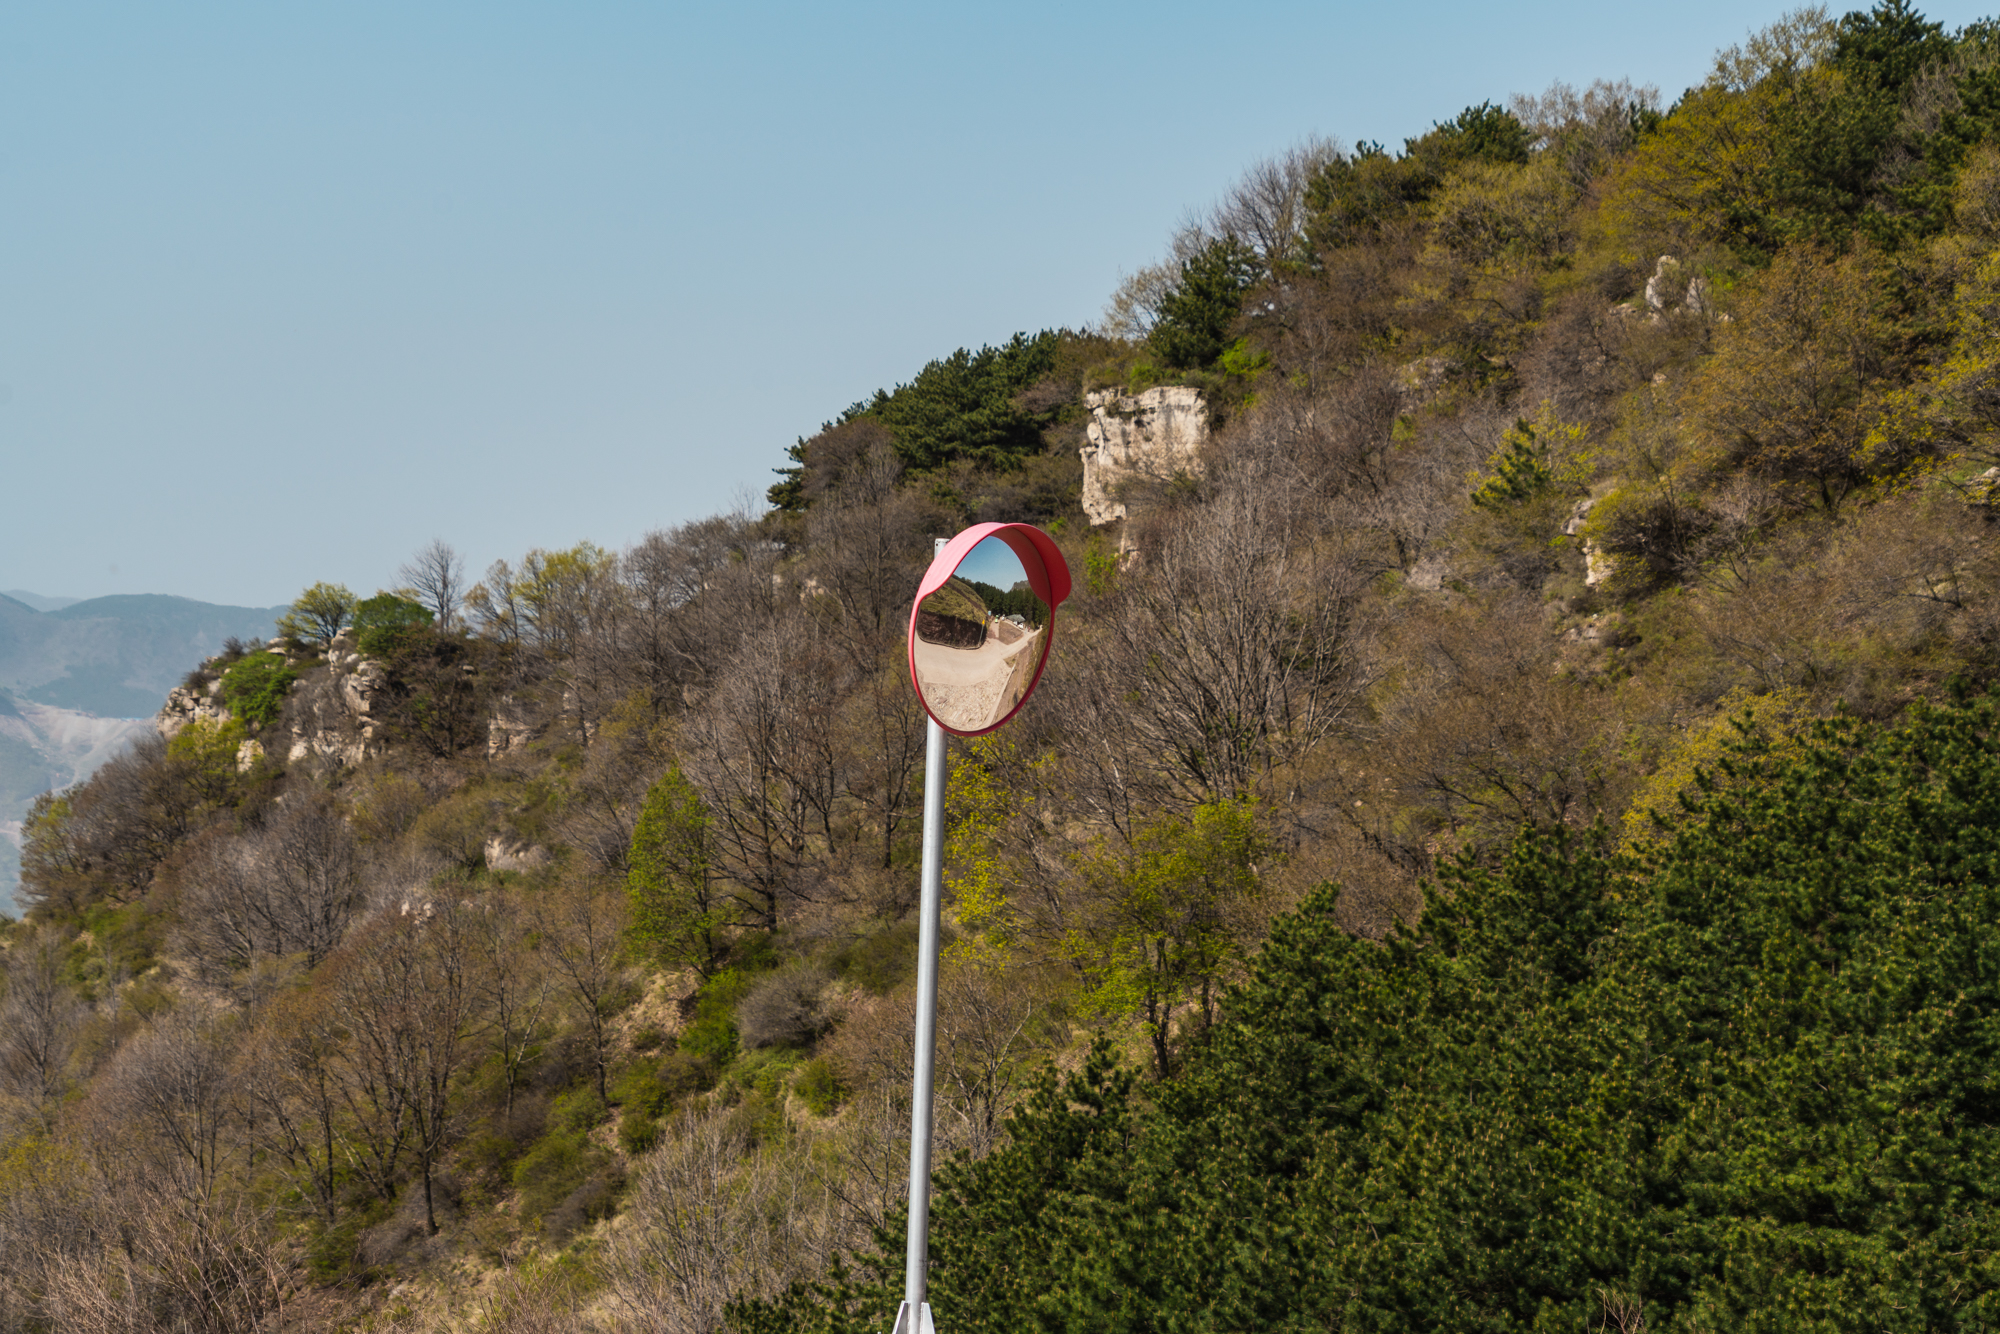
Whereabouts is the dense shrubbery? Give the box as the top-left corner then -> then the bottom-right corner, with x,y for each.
220,650 -> 297,728
737,691 -> 2000,1331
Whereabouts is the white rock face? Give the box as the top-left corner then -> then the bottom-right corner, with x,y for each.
484,836 -> 550,873
157,684 -> 232,739
1564,498 -> 1612,587
1081,386 -> 1208,526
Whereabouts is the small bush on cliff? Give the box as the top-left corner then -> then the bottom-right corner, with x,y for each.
220,652 -> 297,729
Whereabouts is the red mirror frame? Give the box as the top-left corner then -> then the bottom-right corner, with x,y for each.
906,523 -> 1072,737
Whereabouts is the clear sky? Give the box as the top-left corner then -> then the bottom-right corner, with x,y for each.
5,0 -> 1994,609
955,537 -> 1031,594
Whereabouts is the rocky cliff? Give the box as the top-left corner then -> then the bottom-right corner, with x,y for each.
1081,385 -> 1208,531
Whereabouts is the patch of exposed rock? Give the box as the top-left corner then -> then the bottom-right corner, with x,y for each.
156,677 -> 233,740
1081,386 -> 1208,531
1564,498 -> 1612,587
156,629 -> 388,769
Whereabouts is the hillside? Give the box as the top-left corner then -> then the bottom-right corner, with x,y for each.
11,4 -> 2000,1330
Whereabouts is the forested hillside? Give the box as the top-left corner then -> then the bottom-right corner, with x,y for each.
10,3 -> 2000,1329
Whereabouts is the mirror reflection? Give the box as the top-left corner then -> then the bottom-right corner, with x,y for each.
912,536 -> 1050,734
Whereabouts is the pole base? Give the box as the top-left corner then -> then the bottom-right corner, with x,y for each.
890,1300 -> 936,1334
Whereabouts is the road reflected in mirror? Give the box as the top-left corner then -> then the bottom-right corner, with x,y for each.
911,536 -> 1049,734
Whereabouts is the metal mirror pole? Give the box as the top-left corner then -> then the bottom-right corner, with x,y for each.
894,714 -> 947,1334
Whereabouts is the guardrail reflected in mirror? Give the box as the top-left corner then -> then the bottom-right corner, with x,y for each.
907,523 -> 1071,736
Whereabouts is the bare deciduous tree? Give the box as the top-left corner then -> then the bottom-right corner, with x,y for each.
531,878 -> 630,1105
398,537 -> 468,631
0,929 -> 84,1133
605,1107 -> 840,1334
1054,477 -> 1372,824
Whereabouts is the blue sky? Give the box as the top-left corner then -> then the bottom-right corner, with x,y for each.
954,537 -> 1031,593
5,0 -> 1994,608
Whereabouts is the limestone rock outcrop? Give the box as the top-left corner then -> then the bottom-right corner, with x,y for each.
1081,386 -> 1208,527
1564,498 -> 1612,587
155,629 -> 387,769
157,677 -> 231,740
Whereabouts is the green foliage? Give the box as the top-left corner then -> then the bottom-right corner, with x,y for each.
352,592 -> 434,656
1469,419 -> 1557,509
164,717 -> 250,808
793,1057 -> 846,1116
1149,238 -> 1260,371
219,651 -> 298,729
677,968 -> 751,1067
831,920 -> 920,995
617,1107 -> 661,1156
511,1128 -> 614,1238
846,330 -> 1066,475
1622,685 -> 1812,847
1469,406 -> 1592,511
1070,799 -> 1270,1078
369,624 -> 488,757
275,581 -> 357,650
628,766 -> 726,976
1304,103 -> 1534,254
548,1085 -> 609,1135
960,577 -> 1044,625
743,689 -> 2000,1331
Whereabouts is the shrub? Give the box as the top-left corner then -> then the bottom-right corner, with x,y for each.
512,1130 -> 611,1232
629,1025 -> 668,1053
794,1058 -> 846,1116
678,1012 -> 738,1066
352,593 -> 434,656
543,1166 -> 624,1243
677,968 -> 752,1066
618,1108 -> 660,1155
220,652 -> 298,729
836,920 -> 921,995
737,960 -> 834,1049
549,1086 -> 609,1134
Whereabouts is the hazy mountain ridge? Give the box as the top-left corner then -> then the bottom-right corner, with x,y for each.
0,592 -> 285,913
0,592 -> 287,719
0,590 -> 83,613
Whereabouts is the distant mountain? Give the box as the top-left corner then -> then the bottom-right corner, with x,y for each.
0,592 -> 288,719
0,690 -> 151,914
1,589 -> 84,612
0,591 -> 288,914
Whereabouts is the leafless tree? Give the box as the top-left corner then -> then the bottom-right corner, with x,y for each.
1052,477 -> 1372,825
237,987 -> 344,1226
1509,79 -> 1662,188
531,878 -> 630,1105
34,1160 -> 289,1334
320,897 -> 479,1231
678,612 -> 855,930
95,1007 -> 241,1206
470,889 -> 554,1119
803,441 -> 943,661
1203,135 -> 1344,273
0,928 -> 84,1133
175,793 -> 364,980
398,538 -> 468,631
605,1106 -> 840,1334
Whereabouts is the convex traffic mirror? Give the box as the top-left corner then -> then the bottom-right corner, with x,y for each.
907,523 -> 1072,736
